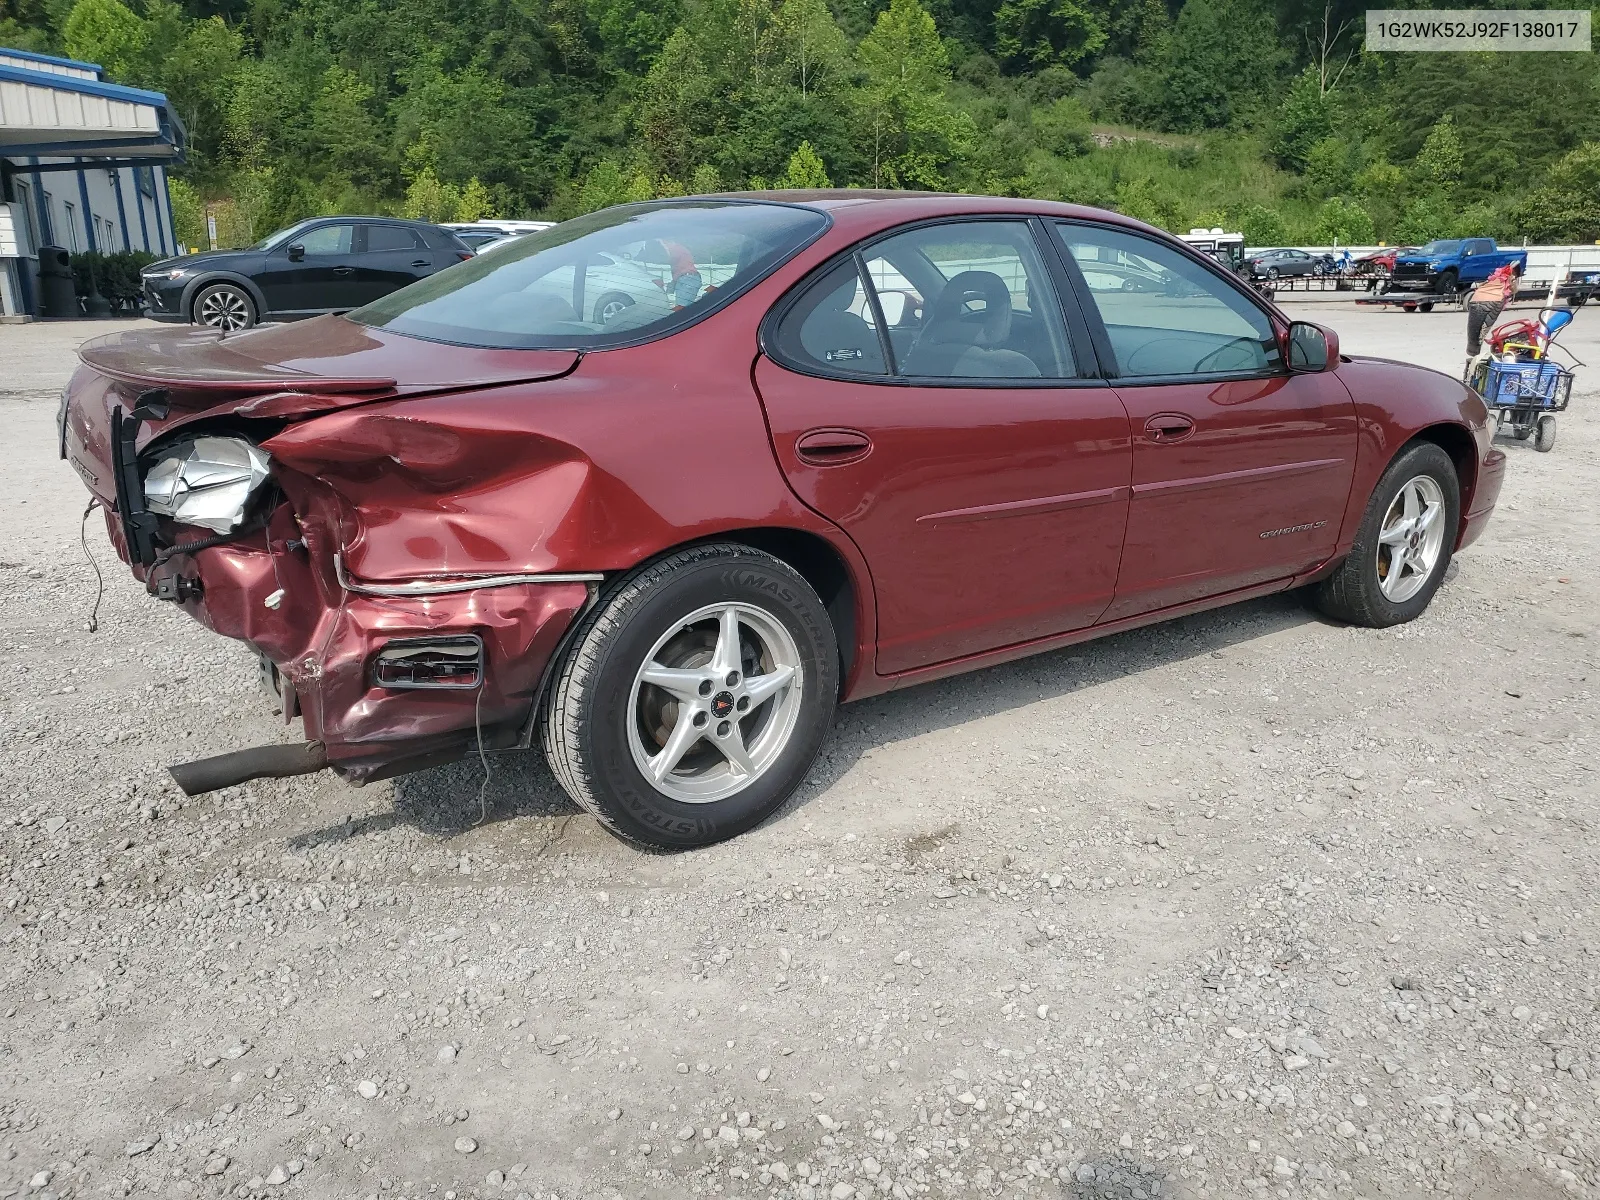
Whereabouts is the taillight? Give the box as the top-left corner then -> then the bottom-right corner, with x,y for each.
373,636 -> 483,689
456,250 -> 474,261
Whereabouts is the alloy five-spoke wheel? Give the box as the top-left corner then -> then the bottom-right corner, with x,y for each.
193,283 -> 256,331
1375,475 -> 1446,603
627,603 -> 804,803
543,543 -> 839,850
1315,440 -> 1460,627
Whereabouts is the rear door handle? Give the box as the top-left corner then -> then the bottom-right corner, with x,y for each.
796,428 -> 872,465
332,266 -> 354,275
1144,413 -> 1195,444
411,259 -> 430,268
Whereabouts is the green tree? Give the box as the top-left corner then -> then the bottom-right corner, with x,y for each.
690,164 -> 724,193
856,0 -> 974,188
456,178 -> 494,221
1415,114 -> 1463,190
1312,196 -> 1374,245
994,0 -> 1108,70
1395,195 -> 1452,245
1154,0 -> 1285,132
1033,96 -> 1093,157
403,169 -> 461,222
638,27 -> 716,179
771,0 -> 851,98
1238,203 -> 1288,246
779,140 -> 831,187
1516,142 -> 1600,242
579,161 -> 631,212
166,177 -> 206,251
63,0 -> 146,81
1272,67 -> 1334,172
1303,136 -> 1354,198
587,0 -> 684,71
311,66 -> 388,191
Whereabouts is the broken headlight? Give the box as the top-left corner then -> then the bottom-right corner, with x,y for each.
143,436 -> 271,534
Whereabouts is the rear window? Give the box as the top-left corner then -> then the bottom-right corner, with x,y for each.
350,201 -> 829,350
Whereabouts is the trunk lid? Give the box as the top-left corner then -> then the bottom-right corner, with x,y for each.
78,315 -> 579,409
65,315 -> 580,511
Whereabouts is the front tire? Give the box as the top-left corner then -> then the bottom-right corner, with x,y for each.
1534,415 -> 1557,452
192,282 -> 256,331
1315,442 -> 1460,628
1436,269 -> 1459,296
542,544 -> 839,850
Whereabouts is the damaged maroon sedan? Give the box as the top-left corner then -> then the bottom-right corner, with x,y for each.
62,194 -> 1506,849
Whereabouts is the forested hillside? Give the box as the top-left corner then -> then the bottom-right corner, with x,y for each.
4,0 -> 1598,247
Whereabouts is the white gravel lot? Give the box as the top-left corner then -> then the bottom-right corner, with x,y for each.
1,303 -> 1597,1200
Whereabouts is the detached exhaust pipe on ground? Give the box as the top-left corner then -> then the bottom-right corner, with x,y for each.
169,741 -> 329,796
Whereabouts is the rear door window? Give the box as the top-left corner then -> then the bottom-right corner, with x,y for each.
365,225 -> 424,252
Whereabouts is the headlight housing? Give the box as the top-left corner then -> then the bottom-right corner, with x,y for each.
143,437 -> 271,534
143,267 -> 189,281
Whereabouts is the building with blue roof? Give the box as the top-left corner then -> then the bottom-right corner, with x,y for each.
1,45 -> 186,318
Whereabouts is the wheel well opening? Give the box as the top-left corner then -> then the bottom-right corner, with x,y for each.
716,528 -> 858,689
1411,423 -> 1478,515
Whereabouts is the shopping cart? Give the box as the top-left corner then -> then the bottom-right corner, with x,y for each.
1479,359 -> 1573,452
1468,306 -> 1582,453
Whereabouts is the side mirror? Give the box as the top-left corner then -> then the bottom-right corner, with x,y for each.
1288,321 -> 1338,372
286,243 -> 305,262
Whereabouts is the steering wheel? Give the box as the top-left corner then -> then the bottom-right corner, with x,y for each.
922,271 -> 1012,345
1193,336 -> 1264,374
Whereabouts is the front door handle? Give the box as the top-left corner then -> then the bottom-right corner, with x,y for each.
332,266 -> 355,275
796,428 -> 872,465
1144,413 -> 1195,444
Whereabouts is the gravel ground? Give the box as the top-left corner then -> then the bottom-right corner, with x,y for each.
2,304 -> 1596,1200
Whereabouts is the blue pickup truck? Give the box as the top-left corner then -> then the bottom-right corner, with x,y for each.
1387,237 -> 1528,295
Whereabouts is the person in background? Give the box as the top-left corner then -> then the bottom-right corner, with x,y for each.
661,240 -> 702,308
1466,263 -> 1518,370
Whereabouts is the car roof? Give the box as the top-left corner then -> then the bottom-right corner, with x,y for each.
656,190 -> 1187,244
287,214 -> 436,228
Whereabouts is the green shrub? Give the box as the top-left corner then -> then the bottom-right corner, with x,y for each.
70,250 -> 159,310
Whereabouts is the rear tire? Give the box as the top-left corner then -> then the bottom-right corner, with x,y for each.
1315,442 -> 1460,628
542,544 -> 839,850
594,291 -> 634,324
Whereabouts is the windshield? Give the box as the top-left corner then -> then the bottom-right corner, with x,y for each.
1418,240 -> 1462,256
251,220 -> 318,252
350,201 -> 828,349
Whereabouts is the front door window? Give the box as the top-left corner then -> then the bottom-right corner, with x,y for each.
1055,224 -> 1281,379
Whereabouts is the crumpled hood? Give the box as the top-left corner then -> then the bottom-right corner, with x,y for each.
78,316 -> 579,417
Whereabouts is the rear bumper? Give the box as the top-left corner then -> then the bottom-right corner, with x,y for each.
114,505 -> 593,780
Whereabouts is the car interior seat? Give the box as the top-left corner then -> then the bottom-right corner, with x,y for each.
901,271 -> 1042,379
798,279 -> 886,373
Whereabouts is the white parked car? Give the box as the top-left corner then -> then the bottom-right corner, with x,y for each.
442,220 -> 556,251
